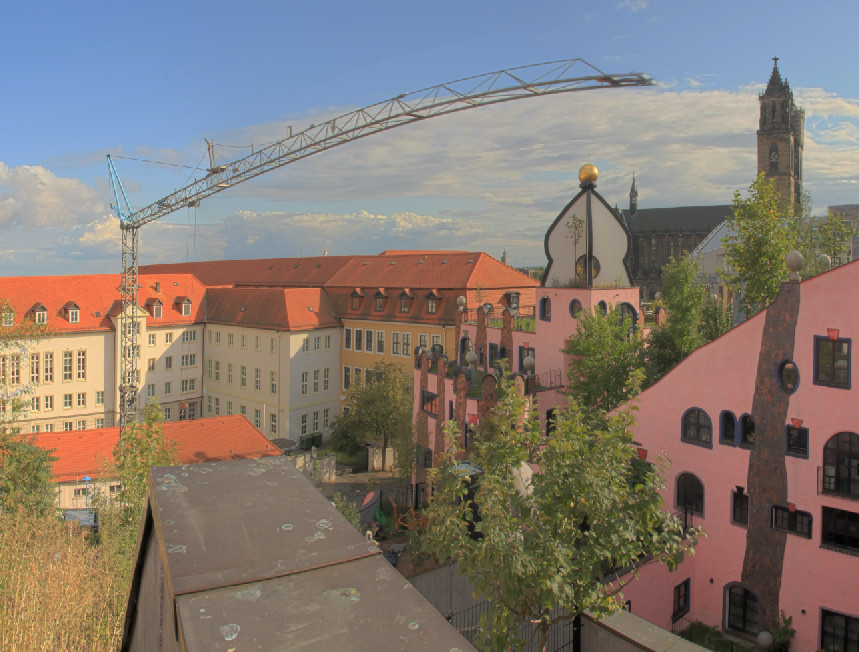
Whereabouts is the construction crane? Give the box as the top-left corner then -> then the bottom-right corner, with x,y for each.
108,58 -> 653,430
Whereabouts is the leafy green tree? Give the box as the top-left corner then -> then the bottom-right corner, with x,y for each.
334,361 -> 413,475
644,256 -> 731,387
722,172 -> 793,317
0,299 -> 54,516
421,372 -> 700,652
723,175 -> 854,318
96,401 -> 178,570
563,307 -> 645,414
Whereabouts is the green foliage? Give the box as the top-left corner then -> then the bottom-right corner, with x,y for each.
421,371 -> 700,652
723,173 -> 796,317
0,433 -> 57,517
331,492 -> 361,530
95,401 -> 179,573
771,610 -> 795,652
563,307 -> 645,414
723,174 -> 855,318
0,299 -> 54,516
644,256 -> 731,387
335,361 -> 414,477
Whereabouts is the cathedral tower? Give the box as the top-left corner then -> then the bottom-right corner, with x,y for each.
757,57 -> 804,209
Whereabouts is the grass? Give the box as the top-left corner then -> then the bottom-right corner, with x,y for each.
678,621 -> 755,651
0,508 -> 127,651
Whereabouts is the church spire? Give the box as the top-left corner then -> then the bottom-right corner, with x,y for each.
629,173 -> 638,216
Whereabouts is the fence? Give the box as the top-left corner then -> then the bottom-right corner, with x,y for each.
448,600 -> 577,651
380,482 -> 427,511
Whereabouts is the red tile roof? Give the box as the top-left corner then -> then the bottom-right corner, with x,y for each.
0,274 -> 207,333
33,415 -> 282,483
141,256 -> 352,288
205,287 -> 339,331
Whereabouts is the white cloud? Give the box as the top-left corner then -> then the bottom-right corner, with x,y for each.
0,162 -> 105,229
2,82 -> 858,275
617,0 -> 648,11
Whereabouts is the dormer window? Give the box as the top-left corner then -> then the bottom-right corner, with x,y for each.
426,290 -> 441,315
148,299 -> 163,319
176,297 -> 192,317
350,289 -> 364,311
2,309 -> 13,327
31,303 -> 47,325
62,302 -> 80,324
374,290 -> 387,312
400,291 -> 412,313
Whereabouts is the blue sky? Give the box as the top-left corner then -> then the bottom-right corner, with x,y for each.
1,1 -> 858,275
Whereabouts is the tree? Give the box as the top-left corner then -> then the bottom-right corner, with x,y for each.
563,307 -> 644,414
96,401 -> 178,570
334,361 -> 413,475
723,174 -> 855,318
421,371 -> 700,652
723,173 -> 794,317
644,255 -> 731,387
0,299 -> 54,516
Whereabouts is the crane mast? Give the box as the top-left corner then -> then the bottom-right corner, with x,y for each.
108,58 -> 653,430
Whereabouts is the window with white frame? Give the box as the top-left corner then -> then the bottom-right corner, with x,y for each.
76,419 -> 86,430
271,337 -> 277,353
314,336 -> 321,351
63,351 -> 73,381
240,365 -> 247,388
402,333 -> 411,356
270,371 -> 277,394
95,391 -> 104,405
164,381 -> 172,395
254,368 -> 261,391
323,368 -> 329,391
148,333 -> 156,346
344,328 -> 352,350
323,408 -> 330,429
228,332 -> 234,346
45,395 -> 54,410
215,361 -> 220,381
226,401 -> 232,415
181,353 -> 196,367
148,358 -> 156,372
301,371 -> 308,395
324,335 -> 331,350
227,363 -> 232,384
301,414 -> 307,435
77,392 -> 86,407
69,309 -> 79,323
63,393 -> 72,409
146,384 -> 155,398
313,369 -> 319,393
182,329 -> 196,343
43,352 -> 53,382
95,418 -> 105,428
241,334 -> 246,348
76,351 -> 86,380
270,413 -> 277,435
365,330 -> 373,353
254,409 -> 261,429
255,336 -> 261,351
63,421 -> 73,431
392,333 -> 400,355
44,423 -> 53,432
313,411 -> 319,432
214,397 -> 220,416
165,332 -> 173,344
31,396 -> 39,411
165,356 -> 172,370
377,331 -> 384,353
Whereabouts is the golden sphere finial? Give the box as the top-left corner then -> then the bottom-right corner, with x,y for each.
578,163 -> 598,184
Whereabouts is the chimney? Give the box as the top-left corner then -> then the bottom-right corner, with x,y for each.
155,282 -> 161,293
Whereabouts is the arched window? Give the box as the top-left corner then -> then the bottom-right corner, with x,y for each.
777,359 -> 799,393
720,410 -> 736,446
569,299 -> 583,318
682,408 -> 712,447
740,414 -> 755,447
724,584 -> 760,637
539,297 -> 551,322
676,473 -> 704,516
459,336 -> 472,363
822,431 -> 859,499
618,302 -> 638,325
597,300 -> 608,315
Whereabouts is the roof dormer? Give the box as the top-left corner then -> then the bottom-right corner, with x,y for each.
425,290 -> 442,315
175,297 -> 192,317
146,298 -> 163,319
62,301 -> 80,324
29,303 -> 47,325
2,305 -> 14,328
350,288 -> 364,311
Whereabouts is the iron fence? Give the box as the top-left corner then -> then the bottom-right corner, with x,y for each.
448,600 -> 577,652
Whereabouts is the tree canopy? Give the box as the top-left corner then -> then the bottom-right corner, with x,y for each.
332,361 -> 414,475
421,371 -> 699,652
563,306 -> 645,414
723,173 -> 855,317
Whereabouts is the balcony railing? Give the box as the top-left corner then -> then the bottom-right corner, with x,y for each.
818,466 -> 859,501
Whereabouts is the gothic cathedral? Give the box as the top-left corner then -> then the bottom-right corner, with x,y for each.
757,57 -> 804,208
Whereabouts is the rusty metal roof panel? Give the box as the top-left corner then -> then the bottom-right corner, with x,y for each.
144,457 -> 472,651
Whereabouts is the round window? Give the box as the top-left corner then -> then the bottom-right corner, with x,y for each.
778,360 -> 799,393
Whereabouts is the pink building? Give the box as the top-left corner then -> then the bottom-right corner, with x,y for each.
414,164 -> 859,650
622,258 -> 859,651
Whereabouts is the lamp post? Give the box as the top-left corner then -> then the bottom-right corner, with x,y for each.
83,475 -> 91,508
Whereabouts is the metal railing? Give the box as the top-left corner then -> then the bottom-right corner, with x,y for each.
448,600 -> 577,651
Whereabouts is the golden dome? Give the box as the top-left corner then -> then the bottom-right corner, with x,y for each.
578,163 -> 598,183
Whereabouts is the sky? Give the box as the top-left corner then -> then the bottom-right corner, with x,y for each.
1,1 -> 858,276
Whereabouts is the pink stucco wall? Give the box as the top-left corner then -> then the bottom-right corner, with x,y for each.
624,262 -> 859,650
